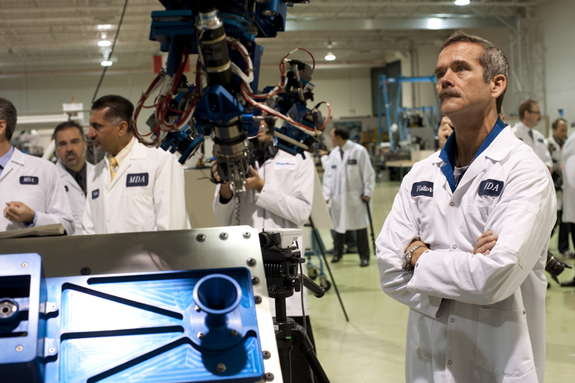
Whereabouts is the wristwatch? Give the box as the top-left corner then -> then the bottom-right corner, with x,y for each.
402,245 -> 423,272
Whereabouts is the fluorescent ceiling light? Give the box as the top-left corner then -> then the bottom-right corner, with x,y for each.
101,60 -> 113,67
325,52 -> 336,61
454,0 -> 470,5
98,40 -> 112,47
428,18 -> 443,30
97,24 -> 113,31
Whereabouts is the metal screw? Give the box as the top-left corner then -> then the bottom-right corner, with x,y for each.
243,232 -> 251,239
220,232 -> 229,240
251,276 -> 260,286
263,350 -> 271,359
197,332 -> 204,339
16,345 -> 23,352
264,372 -> 275,381
255,296 -> 262,304
230,330 -> 238,337
21,262 -> 28,268
247,258 -> 256,267
195,305 -> 201,312
196,234 -> 206,242
80,267 -> 91,275
216,363 -> 226,373
49,348 -> 56,354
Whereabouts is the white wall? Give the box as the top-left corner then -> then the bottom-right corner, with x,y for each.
539,0 -> 575,130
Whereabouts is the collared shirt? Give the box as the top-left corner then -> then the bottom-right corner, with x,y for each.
0,146 -> 14,178
64,163 -> 87,195
439,117 -> 506,192
106,136 -> 136,168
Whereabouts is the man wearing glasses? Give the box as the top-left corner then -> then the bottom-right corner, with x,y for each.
512,99 -> 553,172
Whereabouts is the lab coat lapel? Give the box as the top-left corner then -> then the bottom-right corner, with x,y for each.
0,149 -> 24,183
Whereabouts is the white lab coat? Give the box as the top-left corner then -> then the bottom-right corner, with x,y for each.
0,148 -> 74,234
322,140 -> 375,233
213,149 -> 314,316
548,135 -> 563,211
512,121 -> 553,168
377,124 -> 555,383
82,138 -> 191,234
561,134 -> 575,223
56,160 -> 94,235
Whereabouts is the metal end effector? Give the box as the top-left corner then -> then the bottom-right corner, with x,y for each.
135,0 -> 330,192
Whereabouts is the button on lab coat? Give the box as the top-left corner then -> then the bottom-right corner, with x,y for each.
322,140 -> 375,233
377,126 -> 555,382
82,138 -> 191,234
56,160 -> 94,235
213,150 -> 314,316
0,148 -> 74,234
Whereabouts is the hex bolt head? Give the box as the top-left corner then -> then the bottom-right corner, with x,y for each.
264,372 -> 275,381
216,363 -> 226,372
230,330 -> 238,337
197,332 -> 204,339
263,350 -> 271,360
243,231 -> 251,239
21,262 -> 28,268
219,232 -> 229,240
16,345 -> 23,352
196,234 -> 206,242
49,348 -> 56,354
251,276 -> 260,286
247,258 -> 256,267
255,296 -> 262,304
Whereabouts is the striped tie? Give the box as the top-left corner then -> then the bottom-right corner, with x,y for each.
109,157 -> 118,180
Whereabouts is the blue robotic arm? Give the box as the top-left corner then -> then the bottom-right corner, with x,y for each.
134,0 -> 330,192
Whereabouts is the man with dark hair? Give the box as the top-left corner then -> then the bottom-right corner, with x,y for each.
53,120 -> 94,235
512,99 -> 553,172
322,125 -> 375,267
377,32 -> 555,382
0,97 -> 74,233
82,95 -> 190,233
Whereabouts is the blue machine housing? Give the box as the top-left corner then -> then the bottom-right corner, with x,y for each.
0,253 -> 264,383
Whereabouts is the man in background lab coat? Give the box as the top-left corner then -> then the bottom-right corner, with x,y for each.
322,125 -> 375,266
377,32 -> 555,382
212,118 -> 316,383
53,120 -> 94,235
0,97 -> 74,234
82,95 -> 190,234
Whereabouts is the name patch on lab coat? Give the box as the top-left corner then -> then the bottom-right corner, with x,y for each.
20,176 -> 38,185
126,173 -> 149,187
331,165 -> 337,169
274,160 -> 296,170
411,181 -> 433,197
478,179 -> 504,197
65,186 -> 69,192
348,159 -> 357,165
92,189 -> 99,199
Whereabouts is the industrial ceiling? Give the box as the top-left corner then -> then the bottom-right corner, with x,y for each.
0,0 -> 538,77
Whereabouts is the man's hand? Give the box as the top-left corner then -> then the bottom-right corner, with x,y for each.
318,149 -> 329,157
245,165 -> 265,192
4,202 -> 35,224
405,239 -> 429,267
211,161 -> 233,200
472,230 -> 498,255
438,116 -> 454,150
362,195 -> 371,202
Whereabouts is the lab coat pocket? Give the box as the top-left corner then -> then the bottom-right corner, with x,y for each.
465,204 -> 490,241
345,191 -> 362,207
126,190 -> 155,230
13,188 -> 45,213
331,195 -> 342,210
475,307 -> 534,378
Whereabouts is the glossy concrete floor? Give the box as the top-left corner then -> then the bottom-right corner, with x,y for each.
307,181 -> 575,383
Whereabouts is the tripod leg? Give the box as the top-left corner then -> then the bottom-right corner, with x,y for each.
309,217 -> 349,322
294,323 -> 331,383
